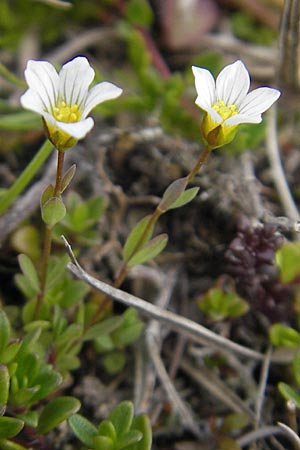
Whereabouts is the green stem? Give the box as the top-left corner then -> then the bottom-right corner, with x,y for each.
0,140 -> 53,215
187,147 -> 210,183
35,224 -> 52,319
86,147 -> 211,327
34,149 -> 65,319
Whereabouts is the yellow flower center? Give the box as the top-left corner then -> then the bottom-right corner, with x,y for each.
53,102 -> 81,123
212,100 -> 238,121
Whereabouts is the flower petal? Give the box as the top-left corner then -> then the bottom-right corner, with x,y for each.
43,111 -> 94,139
23,60 -> 59,112
56,118 -> 94,139
20,89 -> 45,115
192,65 -> 216,110
225,114 -> 262,126
216,60 -> 250,106
82,81 -> 123,118
58,56 -> 95,107
239,87 -> 281,117
203,107 -> 223,124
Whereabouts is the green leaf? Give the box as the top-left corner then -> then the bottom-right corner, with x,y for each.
56,354 -> 81,372
0,310 -> 11,355
0,341 -> 22,364
199,287 -> 249,321
98,420 -> 117,442
60,280 -> 90,308
221,413 -> 249,433
37,396 -> 80,434
41,196 -> 66,227
29,369 -> 62,403
103,351 -> 126,375
15,411 -> 38,428
0,438 -> 27,450
276,242 -> 300,283
0,111 -> 41,131
14,274 -> 37,300
158,177 -> 188,212
61,164 -> 76,193
278,382 -> 300,408
127,234 -> 168,268
92,435 -> 114,450
123,215 -> 154,263
0,365 -> 10,410
111,309 -> 144,348
127,414 -> 152,450
125,0 -> 153,27
18,254 -> 40,294
0,417 -> 24,439
168,187 -> 199,210
40,184 -> 54,208
55,323 -> 83,349
293,353 -> 300,387
87,196 -> 107,222
109,401 -> 134,436
24,320 -> 51,333
46,254 -> 69,290
83,316 -> 124,342
270,324 -> 300,348
68,414 -> 98,448
116,430 -> 142,450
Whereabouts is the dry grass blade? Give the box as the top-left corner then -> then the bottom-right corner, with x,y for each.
63,237 -> 265,361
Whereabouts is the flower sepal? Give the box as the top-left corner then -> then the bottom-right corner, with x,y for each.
43,118 -> 78,152
201,114 -> 238,150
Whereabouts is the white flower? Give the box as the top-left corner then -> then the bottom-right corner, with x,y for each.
192,60 -> 281,149
21,56 -> 122,151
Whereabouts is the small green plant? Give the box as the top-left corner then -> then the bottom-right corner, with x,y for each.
69,400 -> 152,450
198,278 -> 249,321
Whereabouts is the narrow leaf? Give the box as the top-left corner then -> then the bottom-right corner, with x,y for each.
18,254 -> 40,293
0,310 -> 11,355
68,414 -> 98,448
98,420 -> 117,442
116,430 -> 142,450
109,401 -> 134,436
127,234 -> 168,268
61,164 -> 76,193
128,414 -> 152,450
0,365 -> 10,410
0,417 -> 24,439
123,216 -> 154,262
92,435 -> 114,450
278,382 -> 300,408
37,396 -> 80,434
40,184 -> 54,208
0,438 -> 27,449
158,177 -> 187,212
83,316 -> 124,342
293,353 -> 300,387
168,187 -> 199,210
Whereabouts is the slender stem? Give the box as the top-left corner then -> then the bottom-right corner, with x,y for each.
53,150 -> 65,196
35,225 -> 52,319
35,149 -> 65,319
0,140 -> 53,215
187,147 -> 210,184
87,147 -> 211,326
